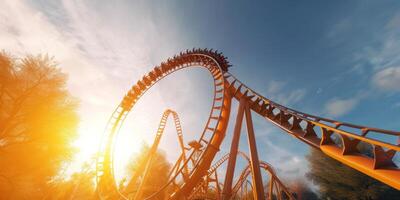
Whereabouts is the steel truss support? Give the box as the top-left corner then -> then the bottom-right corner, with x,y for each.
97,49 -> 400,199
222,97 -> 265,200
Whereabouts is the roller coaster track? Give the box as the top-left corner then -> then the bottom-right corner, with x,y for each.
223,73 -> 400,191
188,151 -> 250,199
96,48 -> 400,200
123,109 -> 190,199
189,152 -> 294,200
231,162 -> 294,200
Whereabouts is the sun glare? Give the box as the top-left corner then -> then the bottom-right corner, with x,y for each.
72,121 -> 143,170
70,67 -> 214,184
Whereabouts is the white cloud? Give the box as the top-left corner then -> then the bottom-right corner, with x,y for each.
267,80 -> 285,94
285,89 -> 307,105
324,97 -> 359,117
266,80 -> 307,106
351,12 -> 400,93
372,66 -> 400,91
320,12 -> 400,121
360,35 -> 400,72
0,0 -> 194,174
261,139 -> 308,180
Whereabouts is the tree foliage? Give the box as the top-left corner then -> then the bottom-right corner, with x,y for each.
0,52 -> 79,199
45,161 -> 96,200
122,144 -> 172,199
288,179 -> 319,200
307,148 -> 400,200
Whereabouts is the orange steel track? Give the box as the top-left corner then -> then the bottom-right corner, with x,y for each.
188,151 -> 251,199
232,162 -> 295,200
96,49 -> 400,200
189,152 -> 295,200
123,109 -> 190,200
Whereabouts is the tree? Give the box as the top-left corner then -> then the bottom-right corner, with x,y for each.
45,161 -> 96,200
122,144 -> 171,199
288,179 -> 319,200
0,52 -> 79,199
306,147 -> 400,200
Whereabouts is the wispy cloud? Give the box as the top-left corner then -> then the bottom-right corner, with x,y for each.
0,0 -> 193,173
353,12 -> 400,92
266,80 -> 307,106
321,11 -> 400,118
325,10 -> 400,94
325,18 -> 352,46
372,67 -> 400,91
323,90 -> 369,118
324,97 -> 359,117
261,138 -> 308,179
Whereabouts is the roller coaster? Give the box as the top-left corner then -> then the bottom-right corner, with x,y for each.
95,49 -> 400,199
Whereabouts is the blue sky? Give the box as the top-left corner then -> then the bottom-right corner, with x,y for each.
1,0 -> 400,185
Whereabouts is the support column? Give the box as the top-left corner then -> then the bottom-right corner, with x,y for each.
245,104 -> 265,200
222,98 -> 246,199
215,171 -> 221,200
269,177 -> 274,200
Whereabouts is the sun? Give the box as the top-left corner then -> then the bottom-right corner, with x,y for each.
72,121 -> 143,174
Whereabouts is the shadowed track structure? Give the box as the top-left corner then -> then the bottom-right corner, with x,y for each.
96,49 -> 400,199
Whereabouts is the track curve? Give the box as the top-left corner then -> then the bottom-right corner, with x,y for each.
190,153 -> 294,200
97,49 -> 400,199
224,72 -> 400,190
189,151 -> 251,199
232,161 -> 294,200
123,109 -> 190,199
96,49 -> 232,199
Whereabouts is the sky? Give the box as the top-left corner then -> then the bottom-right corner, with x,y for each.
1,0 -> 400,186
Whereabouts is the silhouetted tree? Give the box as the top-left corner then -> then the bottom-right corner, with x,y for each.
307,147 -> 399,200
0,52 -> 79,199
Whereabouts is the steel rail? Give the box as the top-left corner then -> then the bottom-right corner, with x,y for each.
224,72 -> 400,190
189,151 -> 250,199
232,161 -> 294,200
96,49 -> 232,199
97,49 -> 400,199
122,109 -> 189,199
143,52 -> 232,200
